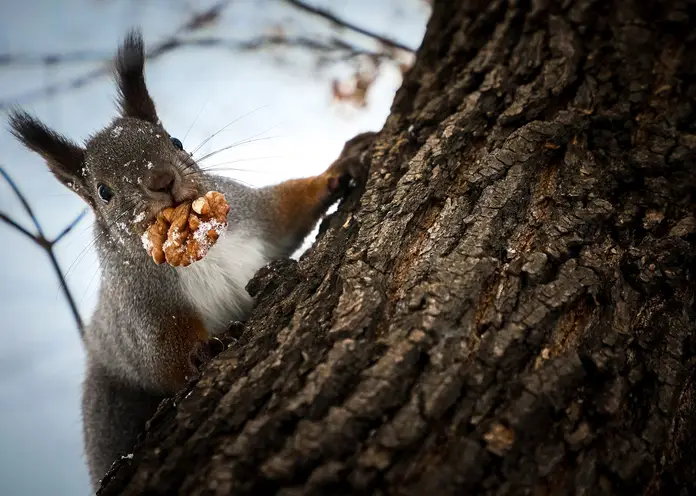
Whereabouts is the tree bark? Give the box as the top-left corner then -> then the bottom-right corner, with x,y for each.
99,0 -> 696,494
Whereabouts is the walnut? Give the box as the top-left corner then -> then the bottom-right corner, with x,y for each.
141,191 -> 230,267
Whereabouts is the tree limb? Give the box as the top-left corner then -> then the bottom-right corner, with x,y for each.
0,166 -> 43,235
0,212 -> 35,240
0,165 -> 86,335
282,0 -> 416,53
0,35 -> 391,111
0,1 -> 410,110
54,208 -> 88,244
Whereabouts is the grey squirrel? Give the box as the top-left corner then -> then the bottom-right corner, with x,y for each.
8,29 -> 374,490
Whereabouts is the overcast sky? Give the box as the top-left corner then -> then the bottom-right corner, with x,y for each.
0,1 -> 427,494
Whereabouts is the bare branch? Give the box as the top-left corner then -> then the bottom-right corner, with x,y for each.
0,165 -> 85,336
0,35 -> 375,69
0,0 -> 228,109
0,165 -> 44,236
0,64 -> 108,111
54,208 -> 89,244
44,249 -> 85,337
0,34 -> 385,111
0,50 -> 108,66
181,0 -> 232,31
282,0 -> 415,53
0,0 -> 411,110
0,212 -> 35,241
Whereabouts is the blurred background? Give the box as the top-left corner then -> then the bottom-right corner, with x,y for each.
0,0 -> 429,494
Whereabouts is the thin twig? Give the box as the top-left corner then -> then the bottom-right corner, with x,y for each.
0,34 -> 374,69
0,50 -> 110,66
0,34 -> 382,111
0,0 -> 409,110
54,209 -> 89,244
0,212 -> 34,240
0,166 -> 43,235
283,0 -> 415,53
0,165 -> 86,336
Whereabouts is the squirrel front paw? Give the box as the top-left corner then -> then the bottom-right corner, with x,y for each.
188,337 -> 225,374
270,131 -> 377,243
325,131 -> 376,197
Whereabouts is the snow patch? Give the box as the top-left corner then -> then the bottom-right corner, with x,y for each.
162,227 -> 182,251
141,231 -> 152,252
192,219 -> 226,259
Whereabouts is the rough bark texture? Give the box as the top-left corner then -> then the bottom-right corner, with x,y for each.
99,0 -> 696,494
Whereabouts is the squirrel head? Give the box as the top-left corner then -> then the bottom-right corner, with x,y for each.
8,30 -> 206,256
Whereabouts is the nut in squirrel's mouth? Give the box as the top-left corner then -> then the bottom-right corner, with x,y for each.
141,191 -> 230,267
140,183 -> 204,226
140,168 -> 203,222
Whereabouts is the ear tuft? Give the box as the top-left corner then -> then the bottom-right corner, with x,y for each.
8,109 -> 85,186
115,29 -> 159,124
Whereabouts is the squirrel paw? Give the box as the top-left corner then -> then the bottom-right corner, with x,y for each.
188,337 -> 225,374
326,131 -> 376,197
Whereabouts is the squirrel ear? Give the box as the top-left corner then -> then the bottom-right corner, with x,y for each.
9,109 -> 85,187
114,29 -> 159,124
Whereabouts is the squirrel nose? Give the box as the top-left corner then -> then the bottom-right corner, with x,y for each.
144,168 -> 176,194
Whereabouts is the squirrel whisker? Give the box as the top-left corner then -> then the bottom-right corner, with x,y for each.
65,198 -> 145,281
65,201 -> 144,277
189,105 -> 271,158
195,135 -> 283,164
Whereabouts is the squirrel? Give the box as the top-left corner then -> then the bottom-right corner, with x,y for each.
8,29 -> 374,490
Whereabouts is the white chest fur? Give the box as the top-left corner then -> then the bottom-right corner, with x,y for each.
177,229 -> 270,335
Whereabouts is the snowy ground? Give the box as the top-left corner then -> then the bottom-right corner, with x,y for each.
0,1 -> 428,494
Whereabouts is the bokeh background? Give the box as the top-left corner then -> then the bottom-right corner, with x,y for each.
0,1 -> 429,494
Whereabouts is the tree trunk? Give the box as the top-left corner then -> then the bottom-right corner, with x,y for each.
98,0 -> 696,494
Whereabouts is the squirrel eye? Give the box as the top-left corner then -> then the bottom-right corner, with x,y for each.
170,136 -> 183,150
97,183 -> 114,203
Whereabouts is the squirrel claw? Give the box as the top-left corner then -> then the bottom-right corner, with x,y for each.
325,132 -> 375,199
188,337 -> 225,373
